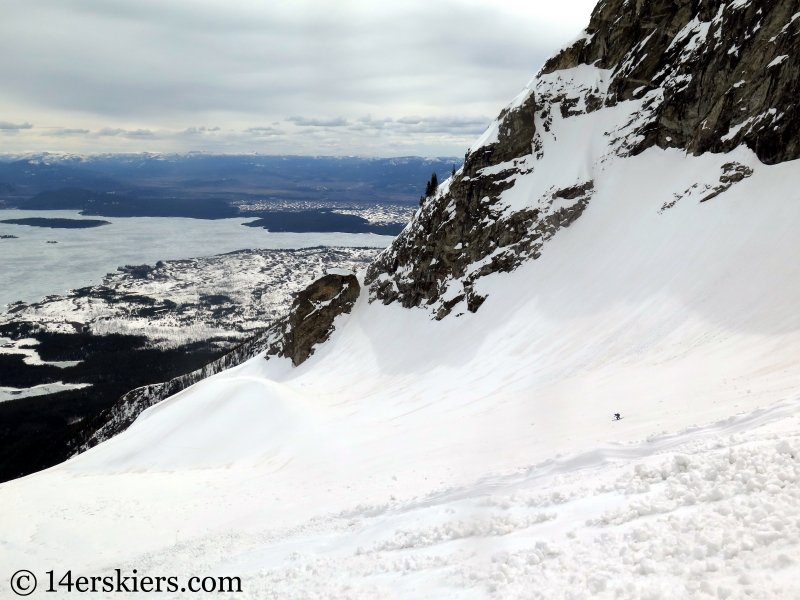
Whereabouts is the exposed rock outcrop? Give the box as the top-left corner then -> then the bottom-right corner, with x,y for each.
367,0 -> 800,319
365,79 -> 597,319
660,160 -> 755,212
264,272 -> 360,366
543,0 -> 800,164
366,167 -> 593,319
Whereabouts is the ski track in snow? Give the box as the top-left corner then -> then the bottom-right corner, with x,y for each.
90,401 -> 800,599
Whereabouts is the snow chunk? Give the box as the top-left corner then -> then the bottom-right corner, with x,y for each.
768,55 -> 789,68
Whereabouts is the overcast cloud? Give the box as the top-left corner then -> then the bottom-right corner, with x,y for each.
0,0 -> 597,156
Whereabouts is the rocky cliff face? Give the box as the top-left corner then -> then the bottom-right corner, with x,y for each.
364,76 -> 600,319
543,0 -> 800,164
367,0 -> 800,319
264,271 -> 360,366
544,0 -> 800,165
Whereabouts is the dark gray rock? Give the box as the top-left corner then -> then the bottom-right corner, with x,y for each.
700,162 -> 755,202
265,273 -> 360,366
366,145 -> 594,319
660,161 -> 754,212
365,89 -> 549,318
543,0 -> 800,164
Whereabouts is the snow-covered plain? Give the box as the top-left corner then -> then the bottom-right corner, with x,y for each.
2,247 -> 382,347
4,67 -> 800,598
0,381 -> 92,403
0,337 -> 80,368
0,210 -> 394,310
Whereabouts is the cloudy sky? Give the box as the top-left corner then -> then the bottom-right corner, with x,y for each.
0,0 -> 597,156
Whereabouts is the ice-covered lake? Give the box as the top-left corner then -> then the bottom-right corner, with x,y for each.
0,209 -> 395,310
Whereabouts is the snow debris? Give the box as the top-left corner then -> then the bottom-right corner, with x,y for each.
97,408 -> 800,600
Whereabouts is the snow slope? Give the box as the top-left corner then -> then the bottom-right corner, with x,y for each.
3,138 -> 800,597
4,35 -> 800,600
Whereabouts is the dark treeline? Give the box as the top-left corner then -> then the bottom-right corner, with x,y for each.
0,325 -> 229,482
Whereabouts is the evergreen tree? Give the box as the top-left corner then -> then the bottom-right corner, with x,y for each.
420,172 -> 440,206
424,172 -> 439,197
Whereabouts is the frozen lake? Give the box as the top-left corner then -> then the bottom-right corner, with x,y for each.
0,209 -> 394,310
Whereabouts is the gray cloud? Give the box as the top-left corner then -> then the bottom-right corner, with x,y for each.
287,117 -> 349,128
98,127 -> 125,136
245,126 -> 284,136
49,128 -> 90,136
181,126 -> 221,135
351,116 -> 394,130
97,127 -> 154,138
393,116 -> 489,134
348,115 -> 489,136
0,0 -> 596,154
0,121 -> 33,130
126,129 -> 154,138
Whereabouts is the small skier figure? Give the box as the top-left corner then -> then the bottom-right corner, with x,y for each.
613,413 -> 621,421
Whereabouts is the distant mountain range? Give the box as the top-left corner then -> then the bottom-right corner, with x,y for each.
17,188 -> 239,219
0,154 -> 463,211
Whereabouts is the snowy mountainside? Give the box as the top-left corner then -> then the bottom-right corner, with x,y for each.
542,0 -> 800,163
4,0 -> 800,598
367,0 -> 799,320
0,246 -> 380,483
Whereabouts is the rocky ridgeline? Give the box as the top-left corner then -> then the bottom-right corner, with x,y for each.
366,0 -> 800,319
74,272 -> 359,453
366,165 -> 594,319
544,0 -> 800,164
